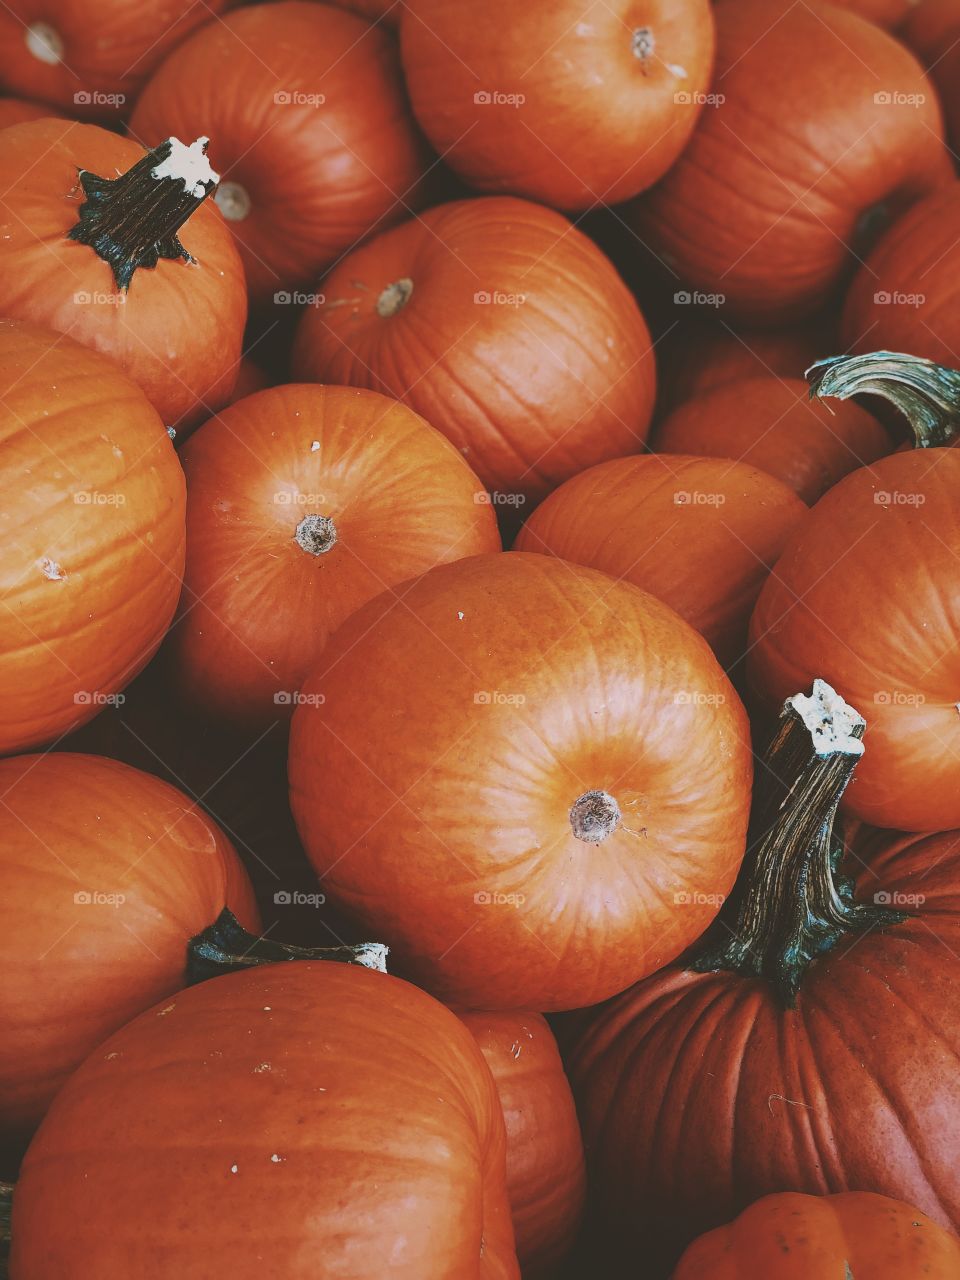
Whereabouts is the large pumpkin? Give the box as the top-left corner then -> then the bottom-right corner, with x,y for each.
0,320 -> 185,753
168,384 -> 500,728
292,197 -> 656,506
569,682 -> 960,1273
459,1010 -> 585,1277
399,0 -> 715,210
10,963 -> 519,1278
515,455 -> 806,668
673,1192 -> 960,1279
130,2 -> 429,305
0,120 -> 246,430
289,551 -> 753,1011
655,376 -> 893,504
631,0 -> 950,321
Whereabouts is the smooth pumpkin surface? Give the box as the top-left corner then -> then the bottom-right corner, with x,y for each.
0,120 -> 246,430
570,826 -> 960,1273
899,0 -> 960,66
130,2 -> 428,304
515,454 -> 806,668
0,752 -> 258,1163
169,384 -> 500,727
11,963 -> 519,1279
749,449 -> 960,830
400,0 -> 715,210
0,319 -> 185,753
656,377 -> 893,504
0,96 -> 63,128
459,1011 -> 585,1278
292,197 -> 656,505
289,552 -> 753,1011
633,0 -> 951,321
673,1191 -> 960,1278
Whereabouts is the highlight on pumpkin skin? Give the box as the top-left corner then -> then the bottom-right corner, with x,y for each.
808,350 -> 960,448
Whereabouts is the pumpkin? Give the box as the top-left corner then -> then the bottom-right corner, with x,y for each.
673,1191 -> 960,1279
631,0 -> 951,321
458,1010 -> 585,1278
655,376 -> 893,504
399,0 -> 716,210
227,356 -> 271,405
843,183 -> 960,368
515,454 -> 806,668
10,963 -> 519,1279
130,2 -> 429,306
0,121 -> 245,431
569,681 -> 960,1273
722,0 -> 915,24
167,384 -> 500,728
900,0 -> 960,66
0,319 -> 185,754
330,0 -> 398,22
289,551 -> 753,1011
0,752 -> 259,1166
0,96 -> 62,128
292,197 -> 656,507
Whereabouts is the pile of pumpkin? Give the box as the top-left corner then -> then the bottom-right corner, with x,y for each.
3,0 -> 960,1275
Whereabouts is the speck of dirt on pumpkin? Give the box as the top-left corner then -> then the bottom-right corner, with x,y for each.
157,1003 -> 176,1017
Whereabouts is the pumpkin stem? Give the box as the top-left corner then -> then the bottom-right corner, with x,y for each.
376,278 -> 413,317
68,136 -> 219,292
569,790 -> 621,843
691,679 -> 909,1006
807,351 -> 960,447
187,909 -> 388,984
295,514 -> 337,556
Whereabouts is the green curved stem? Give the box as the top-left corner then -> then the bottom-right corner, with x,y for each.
807,351 -> 960,447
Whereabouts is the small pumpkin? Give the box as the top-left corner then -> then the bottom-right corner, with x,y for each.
0,319 -> 185,753
673,1191 -> 960,1279
10,963 -> 519,1278
289,551 -> 753,1011
292,197 -> 656,507
0,121 -> 246,430
515,454 -> 806,668
167,384 -> 500,728
130,2 -> 429,305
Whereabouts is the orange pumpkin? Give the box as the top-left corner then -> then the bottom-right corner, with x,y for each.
0,96 -> 63,128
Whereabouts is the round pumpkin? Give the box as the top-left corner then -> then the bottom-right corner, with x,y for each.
515,454 -> 806,668
399,0 -> 716,210
900,0 -> 960,66
0,120 -> 246,431
0,96 -> 62,128
631,0 -> 951,321
0,319 -> 185,753
292,197 -> 656,506
0,751 -> 258,1164
130,2 -> 429,305
459,1010 -> 585,1278
673,1192 -> 960,1279
749,447 -> 960,830
168,384 -> 500,728
289,551 -> 753,1011
656,376 -> 893,504
10,963 -> 519,1278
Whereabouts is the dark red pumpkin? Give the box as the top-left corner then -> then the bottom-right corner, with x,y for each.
900,0 -> 960,66
130,2 -> 429,305
632,0 -> 950,320
292,197 -> 656,506
11,963 -> 519,1278
289,551 -> 753,1011
0,320 -> 185,754
168,384 -> 500,728
0,96 -> 62,128
515,454 -> 806,668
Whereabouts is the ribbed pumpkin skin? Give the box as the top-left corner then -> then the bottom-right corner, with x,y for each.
0,121 -> 246,430
399,0 -> 715,210
292,197 -> 656,505
459,1011 -> 585,1278
11,964 -> 519,1279
0,320 -> 185,753
289,552 -> 753,1011
130,2 -> 428,304
749,450 -> 960,831
169,384 -> 500,727
516,455 -> 806,668
844,183 -> 960,367
0,752 -> 258,1162
656,377 -> 893,504
570,828 -> 960,1275
673,1191 -> 960,1279
633,0 -> 950,321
